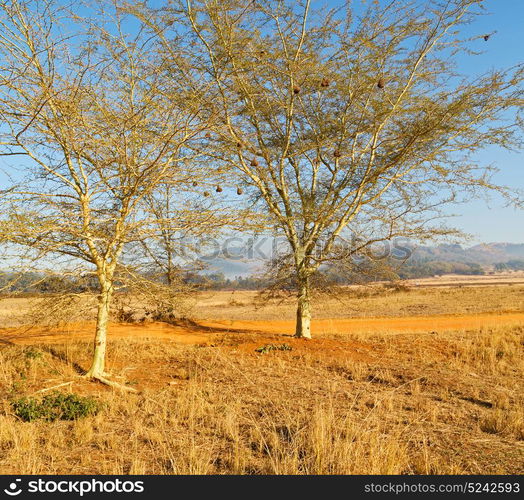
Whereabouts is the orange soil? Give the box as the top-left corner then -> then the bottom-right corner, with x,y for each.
199,312 -> 524,336
1,311 -> 523,346
0,321 -> 208,346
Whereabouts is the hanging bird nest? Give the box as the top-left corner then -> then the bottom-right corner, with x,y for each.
333,149 -> 341,158
203,191 -> 210,197
250,158 -> 259,167
377,77 -> 385,89
236,141 -> 242,148
320,78 -> 330,88
216,185 -> 223,193
293,85 -> 301,94
237,187 -> 243,195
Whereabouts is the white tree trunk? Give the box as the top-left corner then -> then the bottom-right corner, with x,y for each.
86,280 -> 112,378
295,278 -> 312,339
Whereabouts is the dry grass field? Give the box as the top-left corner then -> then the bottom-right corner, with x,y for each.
0,283 -> 523,475
191,282 -> 524,321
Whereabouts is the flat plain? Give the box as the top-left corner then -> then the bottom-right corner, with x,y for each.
0,280 -> 522,474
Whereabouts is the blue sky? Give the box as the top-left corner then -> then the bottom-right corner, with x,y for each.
439,0 -> 524,243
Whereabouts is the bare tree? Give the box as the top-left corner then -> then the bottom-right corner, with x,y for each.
0,0 -> 214,386
121,181 -> 235,323
143,0 -> 523,338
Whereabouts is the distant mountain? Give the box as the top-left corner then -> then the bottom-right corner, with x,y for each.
410,243 -> 524,265
203,242 -> 524,278
467,243 -> 524,263
3,242 -> 523,292
199,255 -> 262,278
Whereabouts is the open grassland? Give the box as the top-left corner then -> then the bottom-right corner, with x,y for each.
192,284 -> 524,321
0,325 -> 522,474
2,282 -> 523,328
0,284 -> 522,475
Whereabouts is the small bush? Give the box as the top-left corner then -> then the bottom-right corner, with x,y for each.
23,347 -> 43,360
255,343 -> 293,354
12,392 -> 102,422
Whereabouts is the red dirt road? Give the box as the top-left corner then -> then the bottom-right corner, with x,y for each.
200,312 -> 524,336
1,311 -> 523,346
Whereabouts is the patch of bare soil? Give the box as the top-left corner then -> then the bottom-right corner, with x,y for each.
1,312 -> 524,346
198,312 -> 524,336
0,322 -> 522,474
0,321 -> 208,346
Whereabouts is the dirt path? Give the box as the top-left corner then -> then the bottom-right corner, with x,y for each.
199,311 -> 524,336
0,322 -> 208,346
1,311 -> 523,346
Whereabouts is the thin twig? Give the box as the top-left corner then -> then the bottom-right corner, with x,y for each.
32,381 -> 73,395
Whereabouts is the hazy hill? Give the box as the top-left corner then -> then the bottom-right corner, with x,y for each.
409,243 -> 524,265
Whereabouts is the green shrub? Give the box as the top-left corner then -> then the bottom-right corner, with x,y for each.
255,343 -> 293,354
23,347 -> 43,360
12,392 -> 102,422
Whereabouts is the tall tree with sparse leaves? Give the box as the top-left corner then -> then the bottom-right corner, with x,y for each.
139,0 -> 523,338
0,0 -> 215,386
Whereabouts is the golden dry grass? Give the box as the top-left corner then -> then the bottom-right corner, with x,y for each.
0,284 -> 522,475
1,283 -> 523,327
0,322 -> 522,474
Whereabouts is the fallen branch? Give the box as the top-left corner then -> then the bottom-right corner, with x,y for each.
32,381 -> 74,395
84,374 -> 139,393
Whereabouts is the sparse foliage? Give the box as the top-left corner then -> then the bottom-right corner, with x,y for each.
0,0 -> 217,383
